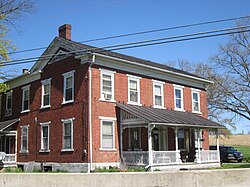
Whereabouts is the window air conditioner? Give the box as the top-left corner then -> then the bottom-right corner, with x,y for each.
103,93 -> 112,100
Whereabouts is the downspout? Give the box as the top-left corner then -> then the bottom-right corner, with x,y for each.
88,54 -> 95,173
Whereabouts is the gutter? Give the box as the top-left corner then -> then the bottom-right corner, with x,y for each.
151,122 -> 225,129
92,53 -> 214,84
88,54 -> 95,172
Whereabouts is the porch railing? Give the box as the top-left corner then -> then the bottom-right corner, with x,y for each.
153,151 -> 181,165
2,154 -> 16,163
198,150 -> 219,163
123,151 -> 149,165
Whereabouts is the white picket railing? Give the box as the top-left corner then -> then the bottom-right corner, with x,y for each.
2,154 -> 16,163
123,151 -> 149,165
198,150 -> 219,163
153,151 -> 181,165
123,150 -> 219,166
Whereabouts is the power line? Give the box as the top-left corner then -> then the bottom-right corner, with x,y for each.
3,25 -> 250,64
7,15 -> 250,55
1,26 -> 249,67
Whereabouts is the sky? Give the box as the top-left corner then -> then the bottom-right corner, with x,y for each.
3,0 -> 250,133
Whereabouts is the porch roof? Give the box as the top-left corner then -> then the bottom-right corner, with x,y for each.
116,103 -> 224,129
0,118 -> 20,131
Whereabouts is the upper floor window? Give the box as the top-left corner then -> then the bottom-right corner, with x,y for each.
41,78 -> 51,108
22,85 -> 30,112
99,116 -> 116,150
153,80 -> 165,108
5,92 -> 12,116
192,89 -> 201,113
20,125 -> 29,153
174,85 -> 184,111
62,70 -> 75,104
61,118 -> 74,151
40,122 -> 50,152
100,69 -> 115,102
128,75 -> 141,105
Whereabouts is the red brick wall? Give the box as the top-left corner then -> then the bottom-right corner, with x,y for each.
90,65 -> 210,163
0,57 -> 211,164
15,57 -> 89,163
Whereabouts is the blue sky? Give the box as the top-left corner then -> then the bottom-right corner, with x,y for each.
4,0 -> 250,133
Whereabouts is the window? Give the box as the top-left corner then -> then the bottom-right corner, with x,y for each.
192,89 -> 201,113
20,125 -> 29,153
41,79 -> 51,108
5,92 -> 12,116
63,70 -> 75,104
100,117 -> 116,150
128,75 -> 141,105
174,85 -> 184,111
40,122 -> 50,152
22,85 -> 30,112
129,127 -> 141,150
61,118 -> 74,151
100,69 -> 115,101
153,81 -> 165,108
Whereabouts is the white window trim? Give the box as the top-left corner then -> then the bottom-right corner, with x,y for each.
153,80 -> 165,109
20,125 -> 29,154
99,69 -> 116,102
41,78 -> 52,109
21,85 -> 30,113
127,75 -> 142,106
61,118 -> 74,152
39,121 -> 51,152
62,70 -> 75,104
5,92 -> 12,116
99,117 -> 116,151
191,89 -> 201,114
174,84 -> 185,111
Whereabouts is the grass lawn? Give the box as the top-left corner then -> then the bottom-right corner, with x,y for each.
234,145 -> 250,162
219,163 -> 250,169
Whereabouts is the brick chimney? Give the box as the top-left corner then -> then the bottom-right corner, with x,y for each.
58,24 -> 71,40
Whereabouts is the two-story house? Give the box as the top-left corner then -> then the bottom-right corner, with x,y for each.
0,24 -> 224,172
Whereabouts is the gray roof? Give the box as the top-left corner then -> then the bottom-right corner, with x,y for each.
116,103 -> 224,128
54,37 -> 208,80
0,118 -> 20,131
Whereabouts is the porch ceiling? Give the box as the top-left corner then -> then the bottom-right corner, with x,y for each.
116,103 -> 225,129
0,118 -> 20,132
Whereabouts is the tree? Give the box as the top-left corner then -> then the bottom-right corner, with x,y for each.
210,19 -> 250,121
0,0 -> 34,91
166,19 -> 250,129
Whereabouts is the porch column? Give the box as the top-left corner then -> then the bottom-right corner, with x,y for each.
174,126 -> 180,163
119,123 -> 123,162
148,123 -> 153,167
197,128 -> 201,163
216,129 -> 220,162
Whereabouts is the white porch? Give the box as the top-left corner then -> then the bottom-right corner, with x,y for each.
0,131 -> 17,166
0,119 -> 19,167
117,103 -> 223,170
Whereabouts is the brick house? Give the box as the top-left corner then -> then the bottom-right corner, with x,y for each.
0,24 -> 224,172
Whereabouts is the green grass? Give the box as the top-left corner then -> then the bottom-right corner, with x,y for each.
219,163 -> 250,169
3,167 -> 23,173
234,145 -> 250,162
